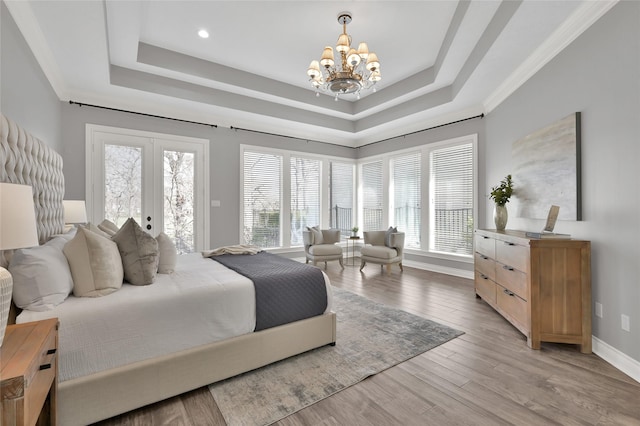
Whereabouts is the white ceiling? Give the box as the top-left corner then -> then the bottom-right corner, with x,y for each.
5,0 -> 617,147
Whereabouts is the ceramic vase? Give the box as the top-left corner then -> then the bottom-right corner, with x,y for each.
493,204 -> 508,231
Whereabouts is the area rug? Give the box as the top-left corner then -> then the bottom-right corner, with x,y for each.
209,287 -> 463,426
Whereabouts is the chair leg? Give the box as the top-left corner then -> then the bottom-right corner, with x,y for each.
386,264 -> 392,275
306,258 -> 309,264
399,262 -> 403,272
339,257 -> 344,269
359,260 -> 366,271
324,261 -> 328,269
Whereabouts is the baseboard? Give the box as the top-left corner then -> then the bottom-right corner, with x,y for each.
402,259 -> 473,280
592,336 -> 640,383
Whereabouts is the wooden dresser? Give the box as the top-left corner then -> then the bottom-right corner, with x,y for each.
1,318 -> 58,426
474,229 -> 591,353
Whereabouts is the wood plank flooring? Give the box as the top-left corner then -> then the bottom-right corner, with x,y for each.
97,263 -> 640,425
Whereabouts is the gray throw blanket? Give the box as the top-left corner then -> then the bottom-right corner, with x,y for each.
211,252 -> 328,331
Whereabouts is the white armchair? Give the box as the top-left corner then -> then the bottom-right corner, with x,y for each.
303,227 -> 344,269
360,229 -> 405,274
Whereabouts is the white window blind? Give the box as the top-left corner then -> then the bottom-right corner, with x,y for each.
329,161 -> 354,236
361,160 -> 383,231
290,156 -> 321,246
242,151 -> 282,248
392,152 -> 421,248
429,142 -> 474,255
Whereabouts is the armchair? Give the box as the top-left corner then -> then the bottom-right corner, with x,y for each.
303,227 -> 344,269
360,229 -> 405,274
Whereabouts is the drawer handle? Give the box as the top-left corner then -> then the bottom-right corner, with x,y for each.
482,236 -> 489,239
480,274 -> 488,280
39,363 -> 52,371
481,255 -> 489,260
504,242 -> 515,246
47,348 -> 57,355
502,265 -> 514,271
503,289 -> 515,297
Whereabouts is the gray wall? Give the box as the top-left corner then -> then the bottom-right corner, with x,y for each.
0,2 -> 62,152
60,103 -> 354,249
484,2 -> 640,362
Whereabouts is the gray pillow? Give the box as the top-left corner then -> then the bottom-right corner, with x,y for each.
112,218 -> 159,286
385,226 -> 397,247
310,226 -> 324,245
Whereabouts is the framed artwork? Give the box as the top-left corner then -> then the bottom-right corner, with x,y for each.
511,112 -> 581,221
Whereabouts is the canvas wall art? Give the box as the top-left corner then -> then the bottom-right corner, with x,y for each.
511,112 -> 581,221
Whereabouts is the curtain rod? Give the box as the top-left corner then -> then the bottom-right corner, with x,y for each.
68,101 -> 218,128
68,100 -> 483,147
229,126 -> 349,149
356,113 -> 485,149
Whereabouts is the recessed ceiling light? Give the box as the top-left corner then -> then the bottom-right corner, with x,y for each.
198,29 -> 209,39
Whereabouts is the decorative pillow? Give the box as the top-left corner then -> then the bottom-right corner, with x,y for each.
112,218 -> 159,286
83,222 -> 111,239
307,226 -> 324,245
156,232 -> 177,274
63,227 -> 123,297
385,226 -> 398,247
10,236 -> 74,311
97,219 -> 119,236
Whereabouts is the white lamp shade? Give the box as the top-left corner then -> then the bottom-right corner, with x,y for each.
0,183 -> 39,250
366,52 -> 380,71
357,42 -> 369,59
320,46 -> 335,68
63,200 -> 88,224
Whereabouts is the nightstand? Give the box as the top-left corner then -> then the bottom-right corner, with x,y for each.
1,318 -> 59,426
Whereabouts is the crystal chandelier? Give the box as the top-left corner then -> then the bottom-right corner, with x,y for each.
307,12 -> 381,101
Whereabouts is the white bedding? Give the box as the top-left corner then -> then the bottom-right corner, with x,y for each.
17,253 -> 333,383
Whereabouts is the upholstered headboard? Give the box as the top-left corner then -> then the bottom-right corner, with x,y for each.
0,114 -> 65,244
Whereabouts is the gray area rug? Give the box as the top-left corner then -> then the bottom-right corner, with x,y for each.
209,287 -> 463,426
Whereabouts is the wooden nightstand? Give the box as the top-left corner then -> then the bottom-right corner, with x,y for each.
1,318 -> 59,426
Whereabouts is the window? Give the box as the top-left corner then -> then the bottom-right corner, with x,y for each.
391,152 -> 421,249
329,162 -> 354,236
429,142 -> 474,256
290,157 -> 320,246
241,147 -> 334,249
361,161 -> 383,231
242,151 -> 282,248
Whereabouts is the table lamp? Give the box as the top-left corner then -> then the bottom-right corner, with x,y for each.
0,182 -> 39,346
63,199 -> 87,232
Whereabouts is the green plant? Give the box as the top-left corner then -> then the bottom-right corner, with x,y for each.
351,226 -> 359,233
489,174 -> 513,206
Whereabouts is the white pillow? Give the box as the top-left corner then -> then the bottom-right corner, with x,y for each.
63,227 -> 124,297
156,232 -> 177,274
97,219 -> 119,236
83,223 -> 111,239
9,236 -> 74,311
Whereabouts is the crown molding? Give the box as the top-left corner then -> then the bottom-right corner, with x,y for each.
483,0 -> 619,114
4,0 -> 69,100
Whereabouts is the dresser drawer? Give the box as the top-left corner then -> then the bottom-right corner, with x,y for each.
496,240 -> 528,273
475,234 -> 495,258
475,252 -> 496,281
495,262 -> 528,300
475,271 -> 497,305
497,286 -> 529,330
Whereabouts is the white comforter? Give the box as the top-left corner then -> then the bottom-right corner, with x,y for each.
17,253 -> 333,382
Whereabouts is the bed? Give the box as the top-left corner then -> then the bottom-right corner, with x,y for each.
1,114 -> 337,425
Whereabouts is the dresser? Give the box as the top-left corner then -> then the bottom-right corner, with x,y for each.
474,229 -> 591,353
1,318 -> 58,426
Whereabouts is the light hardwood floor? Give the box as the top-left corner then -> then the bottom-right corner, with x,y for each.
97,263 -> 640,425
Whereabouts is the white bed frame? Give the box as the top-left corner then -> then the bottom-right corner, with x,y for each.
1,114 -> 337,425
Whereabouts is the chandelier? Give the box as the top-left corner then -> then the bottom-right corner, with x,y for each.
307,12 -> 381,100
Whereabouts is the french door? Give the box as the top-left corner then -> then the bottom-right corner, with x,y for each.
86,125 -> 209,253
